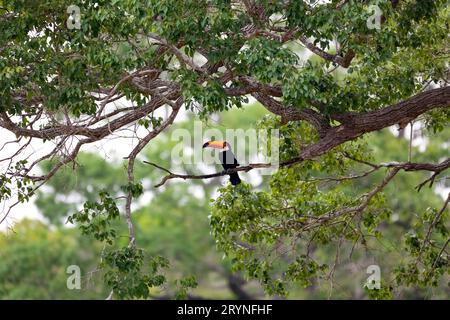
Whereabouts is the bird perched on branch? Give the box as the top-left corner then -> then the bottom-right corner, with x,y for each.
202,140 -> 241,185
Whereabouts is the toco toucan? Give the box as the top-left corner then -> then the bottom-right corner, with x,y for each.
202,140 -> 241,185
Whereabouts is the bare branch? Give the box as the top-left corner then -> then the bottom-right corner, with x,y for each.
321,167 -> 401,222
412,193 -> 450,271
299,36 -> 355,68
146,161 -> 273,188
251,91 -> 331,137
148,33 -> 207,73
124,100 -> 182,247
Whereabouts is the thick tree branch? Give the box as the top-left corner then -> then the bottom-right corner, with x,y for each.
145,161 -> 273,188
299,86 -> 450,160
252,91 -> 331,137
0,90 -> 179,140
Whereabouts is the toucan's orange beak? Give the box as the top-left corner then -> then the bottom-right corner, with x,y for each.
203,140 -> 226,149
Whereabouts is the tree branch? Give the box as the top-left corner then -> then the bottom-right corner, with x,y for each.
251,91 -> 331,137
146,155 -> 450,189
124,100 -> 182,247
299,36 -> 355,68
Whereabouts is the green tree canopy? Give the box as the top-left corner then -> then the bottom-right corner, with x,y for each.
0,0 -> 449,299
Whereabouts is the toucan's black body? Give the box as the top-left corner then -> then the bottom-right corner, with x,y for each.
203,140 -> 241,185
219,149 -> 241,185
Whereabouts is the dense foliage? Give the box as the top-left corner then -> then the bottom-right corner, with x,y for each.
0,0 -> 449,299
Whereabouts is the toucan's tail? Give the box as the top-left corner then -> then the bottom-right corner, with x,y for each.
229,172 -> 241,185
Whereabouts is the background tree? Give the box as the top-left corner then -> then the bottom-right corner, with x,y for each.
0,0 -> 449,299
0,219 -> 108,299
